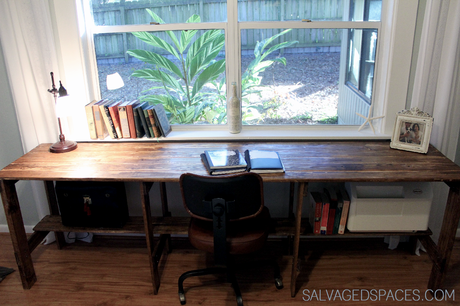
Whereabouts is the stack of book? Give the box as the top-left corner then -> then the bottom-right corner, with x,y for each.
85,99 -> 171,140
201,149 -> 285,175
307,184 -> 351,235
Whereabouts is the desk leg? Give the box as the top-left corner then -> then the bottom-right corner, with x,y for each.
140,182 -> 160,295
0,180 -> 36,289
291,182 -> 307,297
428,183 -> 460,291
43,181 -> 66,249
159,182 -> 172,253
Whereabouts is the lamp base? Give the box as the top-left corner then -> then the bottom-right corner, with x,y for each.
49,139 -> 78,153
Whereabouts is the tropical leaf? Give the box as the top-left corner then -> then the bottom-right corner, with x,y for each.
131,32 -> 179,60
260,29 -> 293,53
127,50 -> 183,79
191,59 -> 225,99
188,34 -> 225,81
261,41 -> 298,61
131,69 -> 185,95
186,30 -> 223,67
144,9 -> 181,53
146,9 -> 165,24
179,15 -> 200,53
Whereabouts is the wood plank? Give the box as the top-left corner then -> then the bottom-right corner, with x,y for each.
32,215 -> 432,238
2,233 -> 459,306
1,141 -> 459,183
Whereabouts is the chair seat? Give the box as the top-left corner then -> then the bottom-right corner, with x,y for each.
189,207 -> 271,254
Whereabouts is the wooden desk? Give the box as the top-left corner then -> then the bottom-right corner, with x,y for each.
1,141 -> 460,297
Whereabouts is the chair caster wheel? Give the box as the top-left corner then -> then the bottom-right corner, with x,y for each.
179,292 -> 186,305
275,278 -> 284,289
236,295 -> 244,306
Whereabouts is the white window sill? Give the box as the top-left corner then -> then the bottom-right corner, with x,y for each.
76,125 -> 391,142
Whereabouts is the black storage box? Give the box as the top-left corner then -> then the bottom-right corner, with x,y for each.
55,181 -> 129,228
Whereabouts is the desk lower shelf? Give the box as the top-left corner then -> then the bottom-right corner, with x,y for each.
33,215 -> 432,237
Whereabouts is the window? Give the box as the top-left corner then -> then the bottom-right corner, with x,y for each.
346,0 -> 381,102
60,0 -> 418,138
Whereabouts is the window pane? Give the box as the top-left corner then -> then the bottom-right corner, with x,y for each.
346,28 -> 378,100
349,0 -> 381,21
241,28 -> 342,125
91,0 -> 227,26
95,29 -> 226,125
238,0 -> 345,22
358,29 -> 377,98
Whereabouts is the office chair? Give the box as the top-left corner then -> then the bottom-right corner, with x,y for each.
178,172 -> 283,306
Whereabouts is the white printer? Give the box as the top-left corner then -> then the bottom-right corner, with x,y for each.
345,182 -> 433,232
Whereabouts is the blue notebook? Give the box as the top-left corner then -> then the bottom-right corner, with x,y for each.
244,150 -> 285,173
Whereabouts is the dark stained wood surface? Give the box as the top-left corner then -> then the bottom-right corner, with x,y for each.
1,141 -> 460,183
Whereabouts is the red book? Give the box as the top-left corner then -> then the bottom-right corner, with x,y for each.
324,188 -> 337,235
108,101 -> 122,138
308,192 -> 323,234
125,100 -> 139,138
320,192 -> 330,235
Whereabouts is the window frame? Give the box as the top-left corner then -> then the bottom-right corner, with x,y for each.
53,0 -> 419,140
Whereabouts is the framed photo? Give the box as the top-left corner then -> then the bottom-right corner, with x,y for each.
390,107 -> 433,154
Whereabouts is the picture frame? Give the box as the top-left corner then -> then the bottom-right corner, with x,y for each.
390,107 -> 433,154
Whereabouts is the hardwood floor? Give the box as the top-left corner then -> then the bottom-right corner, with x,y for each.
0,233 -> 459,306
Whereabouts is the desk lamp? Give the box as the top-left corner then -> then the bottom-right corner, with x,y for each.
47,72 -> 78,153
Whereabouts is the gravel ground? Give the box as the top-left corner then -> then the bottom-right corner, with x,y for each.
98,52 -> 340,124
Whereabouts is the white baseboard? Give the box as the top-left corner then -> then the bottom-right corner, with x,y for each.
0,224 -> 35,233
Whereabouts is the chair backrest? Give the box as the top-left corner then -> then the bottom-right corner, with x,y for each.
179,172 -> 264,222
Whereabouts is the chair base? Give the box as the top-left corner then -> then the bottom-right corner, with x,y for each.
178,267 -> 243,306
178,258 -> 283,305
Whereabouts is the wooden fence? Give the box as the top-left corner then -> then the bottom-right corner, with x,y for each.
92,0 -> 343,63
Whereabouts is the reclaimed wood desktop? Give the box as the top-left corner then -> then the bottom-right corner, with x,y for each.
1,141 -> 460,298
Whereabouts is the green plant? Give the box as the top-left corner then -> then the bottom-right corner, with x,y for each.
127,10 -> 225,124
237,29 -> 298,123
129,10 -> 297,125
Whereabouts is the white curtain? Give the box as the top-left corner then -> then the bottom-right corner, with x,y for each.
0,0 -> 61,240
411,0 -> 460,241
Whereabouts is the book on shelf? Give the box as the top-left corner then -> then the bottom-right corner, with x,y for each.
117,101 -> 131,138
244,150 -> 285,173
204,149 -> 248,170
143,105 -> 155,138
92,99 -> 109,140
85,100 -> 98,140
333,188 -> 343,235
108,101 -> 122,138
320,192 -> 330,235
126,100 -> 139,138
152,104 -> 171,137
137,102 -> 151,138
308,191 -> 323,235
100,100 -> 119,139
200,153 -> 247,175
132,103 -> 145,138
338,187 -> 351,235
324,187 -> 337,235
146,105 -> 161,138
306,183 -> 351,235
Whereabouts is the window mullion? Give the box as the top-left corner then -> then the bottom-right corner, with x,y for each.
226,0 -> 240,95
